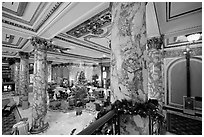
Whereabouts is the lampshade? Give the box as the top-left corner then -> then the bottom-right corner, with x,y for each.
186,33 -> 201,42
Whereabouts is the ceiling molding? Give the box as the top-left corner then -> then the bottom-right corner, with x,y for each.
2,3 -> 47,26
163,25 -> 202,38
166,2 -> 202,22
2,2 -> 63,33
2,37 -> 23,46
55,35 -> 110,54
59,33 -> 110,51
2,39 -> 29,49
2,2 -> 28,17
47,51 -> 101,62
2,51 -> 18,57
35,2 -> 63,32
66,7 -> 111,38
2,19 -> 35,31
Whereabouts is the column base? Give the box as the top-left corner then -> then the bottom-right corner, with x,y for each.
30,122 -> 49,134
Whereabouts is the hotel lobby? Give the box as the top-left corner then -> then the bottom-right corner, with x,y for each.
1,2 -> 202,135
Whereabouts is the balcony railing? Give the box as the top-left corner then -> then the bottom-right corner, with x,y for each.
78,99 -> 165,135
77,109 -> 120,135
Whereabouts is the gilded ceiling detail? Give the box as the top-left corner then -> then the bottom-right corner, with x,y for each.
66,8 -> 111,38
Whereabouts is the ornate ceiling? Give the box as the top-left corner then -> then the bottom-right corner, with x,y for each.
2,2 -> 111,64
2,2 -> 202,64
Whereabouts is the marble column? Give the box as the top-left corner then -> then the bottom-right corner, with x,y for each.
147,36 -> 164,107
30,37 -> 49,134
47,61 -> 52,83
13,58 -> 21,96
111,2 -> 148,135
19,52 -> 30,109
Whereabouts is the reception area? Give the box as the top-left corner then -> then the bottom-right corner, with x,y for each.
2,2 -> 202,135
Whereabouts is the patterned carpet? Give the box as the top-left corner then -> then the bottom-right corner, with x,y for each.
2,111 -> 17,135
167,113 -> 202,135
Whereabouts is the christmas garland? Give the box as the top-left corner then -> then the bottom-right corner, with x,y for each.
97,99 -> 164,121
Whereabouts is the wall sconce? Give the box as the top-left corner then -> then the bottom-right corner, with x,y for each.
186,33 -> 201,43
183,33 -> 201,55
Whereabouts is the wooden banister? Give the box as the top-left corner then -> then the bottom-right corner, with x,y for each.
77,109 -> 116,135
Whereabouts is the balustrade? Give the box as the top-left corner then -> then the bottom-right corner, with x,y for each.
78,99 -> 165,135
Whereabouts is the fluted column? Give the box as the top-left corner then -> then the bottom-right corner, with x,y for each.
14,58 -> 21,96
30,37 -> 49,134
111,2 -> 148,134
147,36 -> 164,107
47,61 -> 52,83
19,52 -> 30,109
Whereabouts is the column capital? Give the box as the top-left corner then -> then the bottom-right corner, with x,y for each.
30,36 -> 51,51
47,61 -> 53,64
147,36 -> 164,50
14,58 -> 20,63
19,51 -> 29,59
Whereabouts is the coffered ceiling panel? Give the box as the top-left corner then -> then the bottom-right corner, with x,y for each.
2,2 -> 22,14
2,50 -> 18,57
154,2 -> 202,38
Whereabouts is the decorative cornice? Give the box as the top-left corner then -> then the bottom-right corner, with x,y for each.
2,3 -> 47,26
2,39 -> 29,49
2,19 -> 35,31
2,2 -> 28,17
55,35 -> 111,54
52,62 -> 94,67
47,50 -> 100,62
2,2 -> 63,33
66,7 -> 111,38
164,40 -> 202,49
164,46 -> 202,58
2,37 -> 23,46
35,2 -> 63,32
2,51 -> 17,56
147,36 -> 164,50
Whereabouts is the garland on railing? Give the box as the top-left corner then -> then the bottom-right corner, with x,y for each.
96,99 -> 164,124
79,99 -> 165,135
112,99 -> 160,117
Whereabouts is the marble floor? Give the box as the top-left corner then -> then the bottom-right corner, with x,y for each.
11,92 -> 98,135
3,92 -> 176,135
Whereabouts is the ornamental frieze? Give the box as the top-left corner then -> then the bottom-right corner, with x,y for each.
66,8 -> 111,38
164,46 -> 202,58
